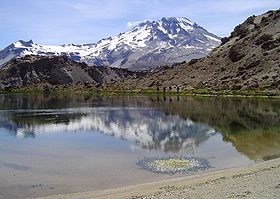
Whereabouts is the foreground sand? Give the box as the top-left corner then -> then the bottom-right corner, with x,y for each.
38,158 -> 280,199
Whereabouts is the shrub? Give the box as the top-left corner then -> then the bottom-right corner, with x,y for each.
221,37 -> 230,45
189,58 -> 199,65
228,44 -> 245,62
255,34 -> 273,45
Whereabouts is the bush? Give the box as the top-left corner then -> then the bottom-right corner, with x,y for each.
261,39 -> 279,50
189,58 -> 199,65
231,24 -> 249,38
221,37 -> 230,45
228,44 -> 245,62
255,34 -> 273,45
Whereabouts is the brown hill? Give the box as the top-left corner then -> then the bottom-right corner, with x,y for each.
110,10 -> 280,94
0,55 -> 144,89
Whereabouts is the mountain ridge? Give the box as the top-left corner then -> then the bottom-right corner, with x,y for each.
0,17 -> 220,71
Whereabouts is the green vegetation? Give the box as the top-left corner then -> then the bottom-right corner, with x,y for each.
1,86 -> 280,98
138,156 -> 210,174
148,158 -> 199,171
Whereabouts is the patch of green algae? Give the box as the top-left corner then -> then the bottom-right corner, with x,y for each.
149,158 -> 195,170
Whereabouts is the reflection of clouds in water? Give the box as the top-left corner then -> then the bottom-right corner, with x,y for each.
1,162 -> 31,171
0,119 -> 34,139
1,108 -> 216,152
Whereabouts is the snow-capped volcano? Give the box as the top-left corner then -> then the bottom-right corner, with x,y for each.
0,17 -> 220,70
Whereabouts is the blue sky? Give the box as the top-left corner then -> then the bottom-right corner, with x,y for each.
0,0 -> 279,48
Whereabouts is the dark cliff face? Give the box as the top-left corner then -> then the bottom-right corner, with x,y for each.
0,55 -> 144,89
114,10 -> 280,93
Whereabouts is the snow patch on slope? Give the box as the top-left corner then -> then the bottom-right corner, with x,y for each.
204,34 -> 221,42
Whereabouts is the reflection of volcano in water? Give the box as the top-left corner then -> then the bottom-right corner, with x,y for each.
0,108 -> 216,152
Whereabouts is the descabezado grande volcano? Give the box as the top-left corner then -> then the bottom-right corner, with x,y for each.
0,17 -> 220,71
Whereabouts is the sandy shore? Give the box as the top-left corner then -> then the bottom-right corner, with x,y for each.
37,158 -> 280,199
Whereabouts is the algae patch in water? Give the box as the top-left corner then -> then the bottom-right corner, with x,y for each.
137,156 -> 210,175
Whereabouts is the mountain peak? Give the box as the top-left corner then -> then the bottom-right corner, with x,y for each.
161,17 -> 194,25
13,39 -> 34,48
127,17 -> 196,36
130,17 -> 195,29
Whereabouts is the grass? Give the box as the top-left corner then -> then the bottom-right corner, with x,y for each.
0,86 -> 280,98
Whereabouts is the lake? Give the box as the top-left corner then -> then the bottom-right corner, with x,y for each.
0,94 -> 279,199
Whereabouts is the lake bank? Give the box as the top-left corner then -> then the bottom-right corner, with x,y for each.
1,87 -> 280,98
37,158 -> 280,199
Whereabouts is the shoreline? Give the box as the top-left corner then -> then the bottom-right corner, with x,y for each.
37,158 -> 280,199
1,89 -> 280,99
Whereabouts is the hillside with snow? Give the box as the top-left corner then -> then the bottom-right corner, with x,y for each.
0,17 -> 220,71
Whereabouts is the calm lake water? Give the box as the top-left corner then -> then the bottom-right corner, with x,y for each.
0,94 -> 280,198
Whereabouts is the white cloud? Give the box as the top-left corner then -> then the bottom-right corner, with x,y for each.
126,20 -> 148,29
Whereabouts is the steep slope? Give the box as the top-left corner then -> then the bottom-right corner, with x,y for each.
0,55 -> 143,89
112,10 -> 280,93
0,17 -> 220,71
